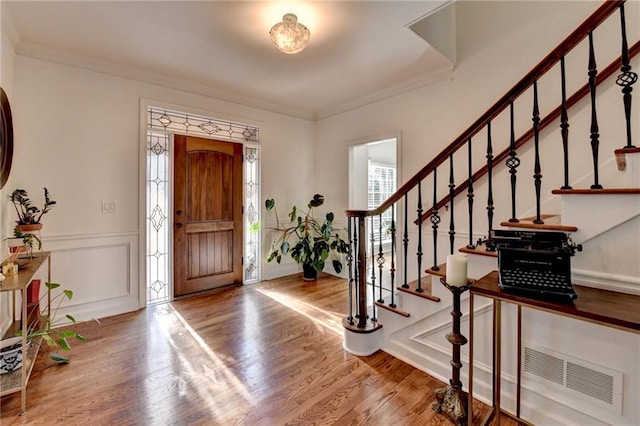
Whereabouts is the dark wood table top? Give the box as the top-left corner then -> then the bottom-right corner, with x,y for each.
471,271 -> 640,334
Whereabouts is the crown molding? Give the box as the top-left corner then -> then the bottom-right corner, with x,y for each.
1,6 -> 21,49
14,40 -> 454,123
314,65 -> 454,121
15,40 -> 317,121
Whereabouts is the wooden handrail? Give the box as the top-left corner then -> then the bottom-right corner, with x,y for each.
419,39 -> 640,221
346,0 -> 624,219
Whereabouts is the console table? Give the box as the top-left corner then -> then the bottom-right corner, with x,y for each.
0,251 -> 51,414
468,270 -> 640,426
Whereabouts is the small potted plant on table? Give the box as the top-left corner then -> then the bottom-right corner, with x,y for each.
9,187 -> 56,233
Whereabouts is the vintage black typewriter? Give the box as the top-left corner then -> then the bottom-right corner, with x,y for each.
488,229 -> 582,304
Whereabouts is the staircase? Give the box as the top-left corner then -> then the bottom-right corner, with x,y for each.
341,2 -> 640,425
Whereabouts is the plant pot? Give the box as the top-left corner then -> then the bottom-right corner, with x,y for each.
302,263 -> 318,281
8,245 -> 27,254
7,244 -> 27,264
15,223 -> 42,232
0,337 -> 30,374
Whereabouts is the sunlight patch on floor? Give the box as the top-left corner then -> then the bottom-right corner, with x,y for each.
256,287 -> 345,336
150,304 -> 257,423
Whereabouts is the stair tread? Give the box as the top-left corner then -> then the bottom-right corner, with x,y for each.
501,214 -> 577,232
614,147 -> 640,155
552,188 -> 640,195
425,265 -> 445,277
459,245 -> 498,258
397,280 -> 440,302
375,301 -> 411,318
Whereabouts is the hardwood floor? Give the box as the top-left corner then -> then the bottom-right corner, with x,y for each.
1,274 -> 505,425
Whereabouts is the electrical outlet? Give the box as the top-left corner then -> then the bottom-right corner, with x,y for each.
102,201 -> 117,213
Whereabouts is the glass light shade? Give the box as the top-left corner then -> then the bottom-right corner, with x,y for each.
269,13 -> 310,54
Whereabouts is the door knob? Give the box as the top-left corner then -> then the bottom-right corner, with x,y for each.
176,222 -> 183,229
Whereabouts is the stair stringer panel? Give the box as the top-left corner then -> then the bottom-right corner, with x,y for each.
381,292 -> 498,404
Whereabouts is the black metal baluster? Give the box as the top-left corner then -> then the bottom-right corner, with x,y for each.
402,193 -> 409,288
377,213 -> 385,304
532,81 -> 544,224
588,31 -> 603,189
507,102 -> 521,222
560,57 -> 572,189
431,168 -> 441,270
617,3 -> 637,149
347,217 -> 354,325
370,216 -> 377,321
449,155 -> 455,254
486,121 -> 495,242
353,217 -> 360,318
416,181 -> 424,293
389,209 -> 397,308
467,138 -> 475,248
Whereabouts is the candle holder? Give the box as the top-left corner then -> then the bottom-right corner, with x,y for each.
432,277 -> 472,425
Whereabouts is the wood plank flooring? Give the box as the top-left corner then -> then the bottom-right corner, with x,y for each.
0,274 -> 507,425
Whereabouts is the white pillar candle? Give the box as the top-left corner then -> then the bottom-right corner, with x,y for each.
446,254 -> 468,287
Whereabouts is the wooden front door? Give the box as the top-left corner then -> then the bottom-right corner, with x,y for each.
174,135 -> 243,297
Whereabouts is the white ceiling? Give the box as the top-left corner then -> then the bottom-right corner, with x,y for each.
3,1 -> 454,120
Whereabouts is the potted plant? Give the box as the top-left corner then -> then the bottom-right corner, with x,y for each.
6,227 -> 42,260
265,194 -> 348,280
0,281 -> 86,374
9,187 -> 56,232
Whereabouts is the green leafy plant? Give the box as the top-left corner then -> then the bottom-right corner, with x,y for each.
265,194 -> 348,276
17,282 -> 87,364
9,187 -> 56,225
11,227 -> 42,251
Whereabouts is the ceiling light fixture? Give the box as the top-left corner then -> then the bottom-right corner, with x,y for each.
269,13 -> 310,54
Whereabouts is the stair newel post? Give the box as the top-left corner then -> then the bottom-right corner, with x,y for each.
356,214 -> 368,328
486,121 -> 495,242
343,210 -> 383,355
402,193 -> 410,288
448,155 -> 456,254
507,102 -> 521,222
588,31 -> 603,189
617,2 -> 637,149
369,216 -> 377,321
466,138 -> 475,249
560,56 -> 572,190
377,213 -> 385,304
431,168 -> 441,271
389,208 -> 397,308
532,80 -> 544,224
416,180 -> 424,293
347,216 -> 354,325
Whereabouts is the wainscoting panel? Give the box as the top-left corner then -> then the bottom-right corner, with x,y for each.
43,232 -> 140,322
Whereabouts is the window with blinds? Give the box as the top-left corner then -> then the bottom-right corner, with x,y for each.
368,162 -> 396,246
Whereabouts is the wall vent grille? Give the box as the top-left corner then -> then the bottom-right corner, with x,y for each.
523,344 -> 623,419
566,362 -> 614,404
524,347 -> 564,385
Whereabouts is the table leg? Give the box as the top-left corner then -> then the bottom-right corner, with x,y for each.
20,287 -> 27,414
494,299 -> 501,424
517,304 -> 522,417
468,293 -> 474,426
